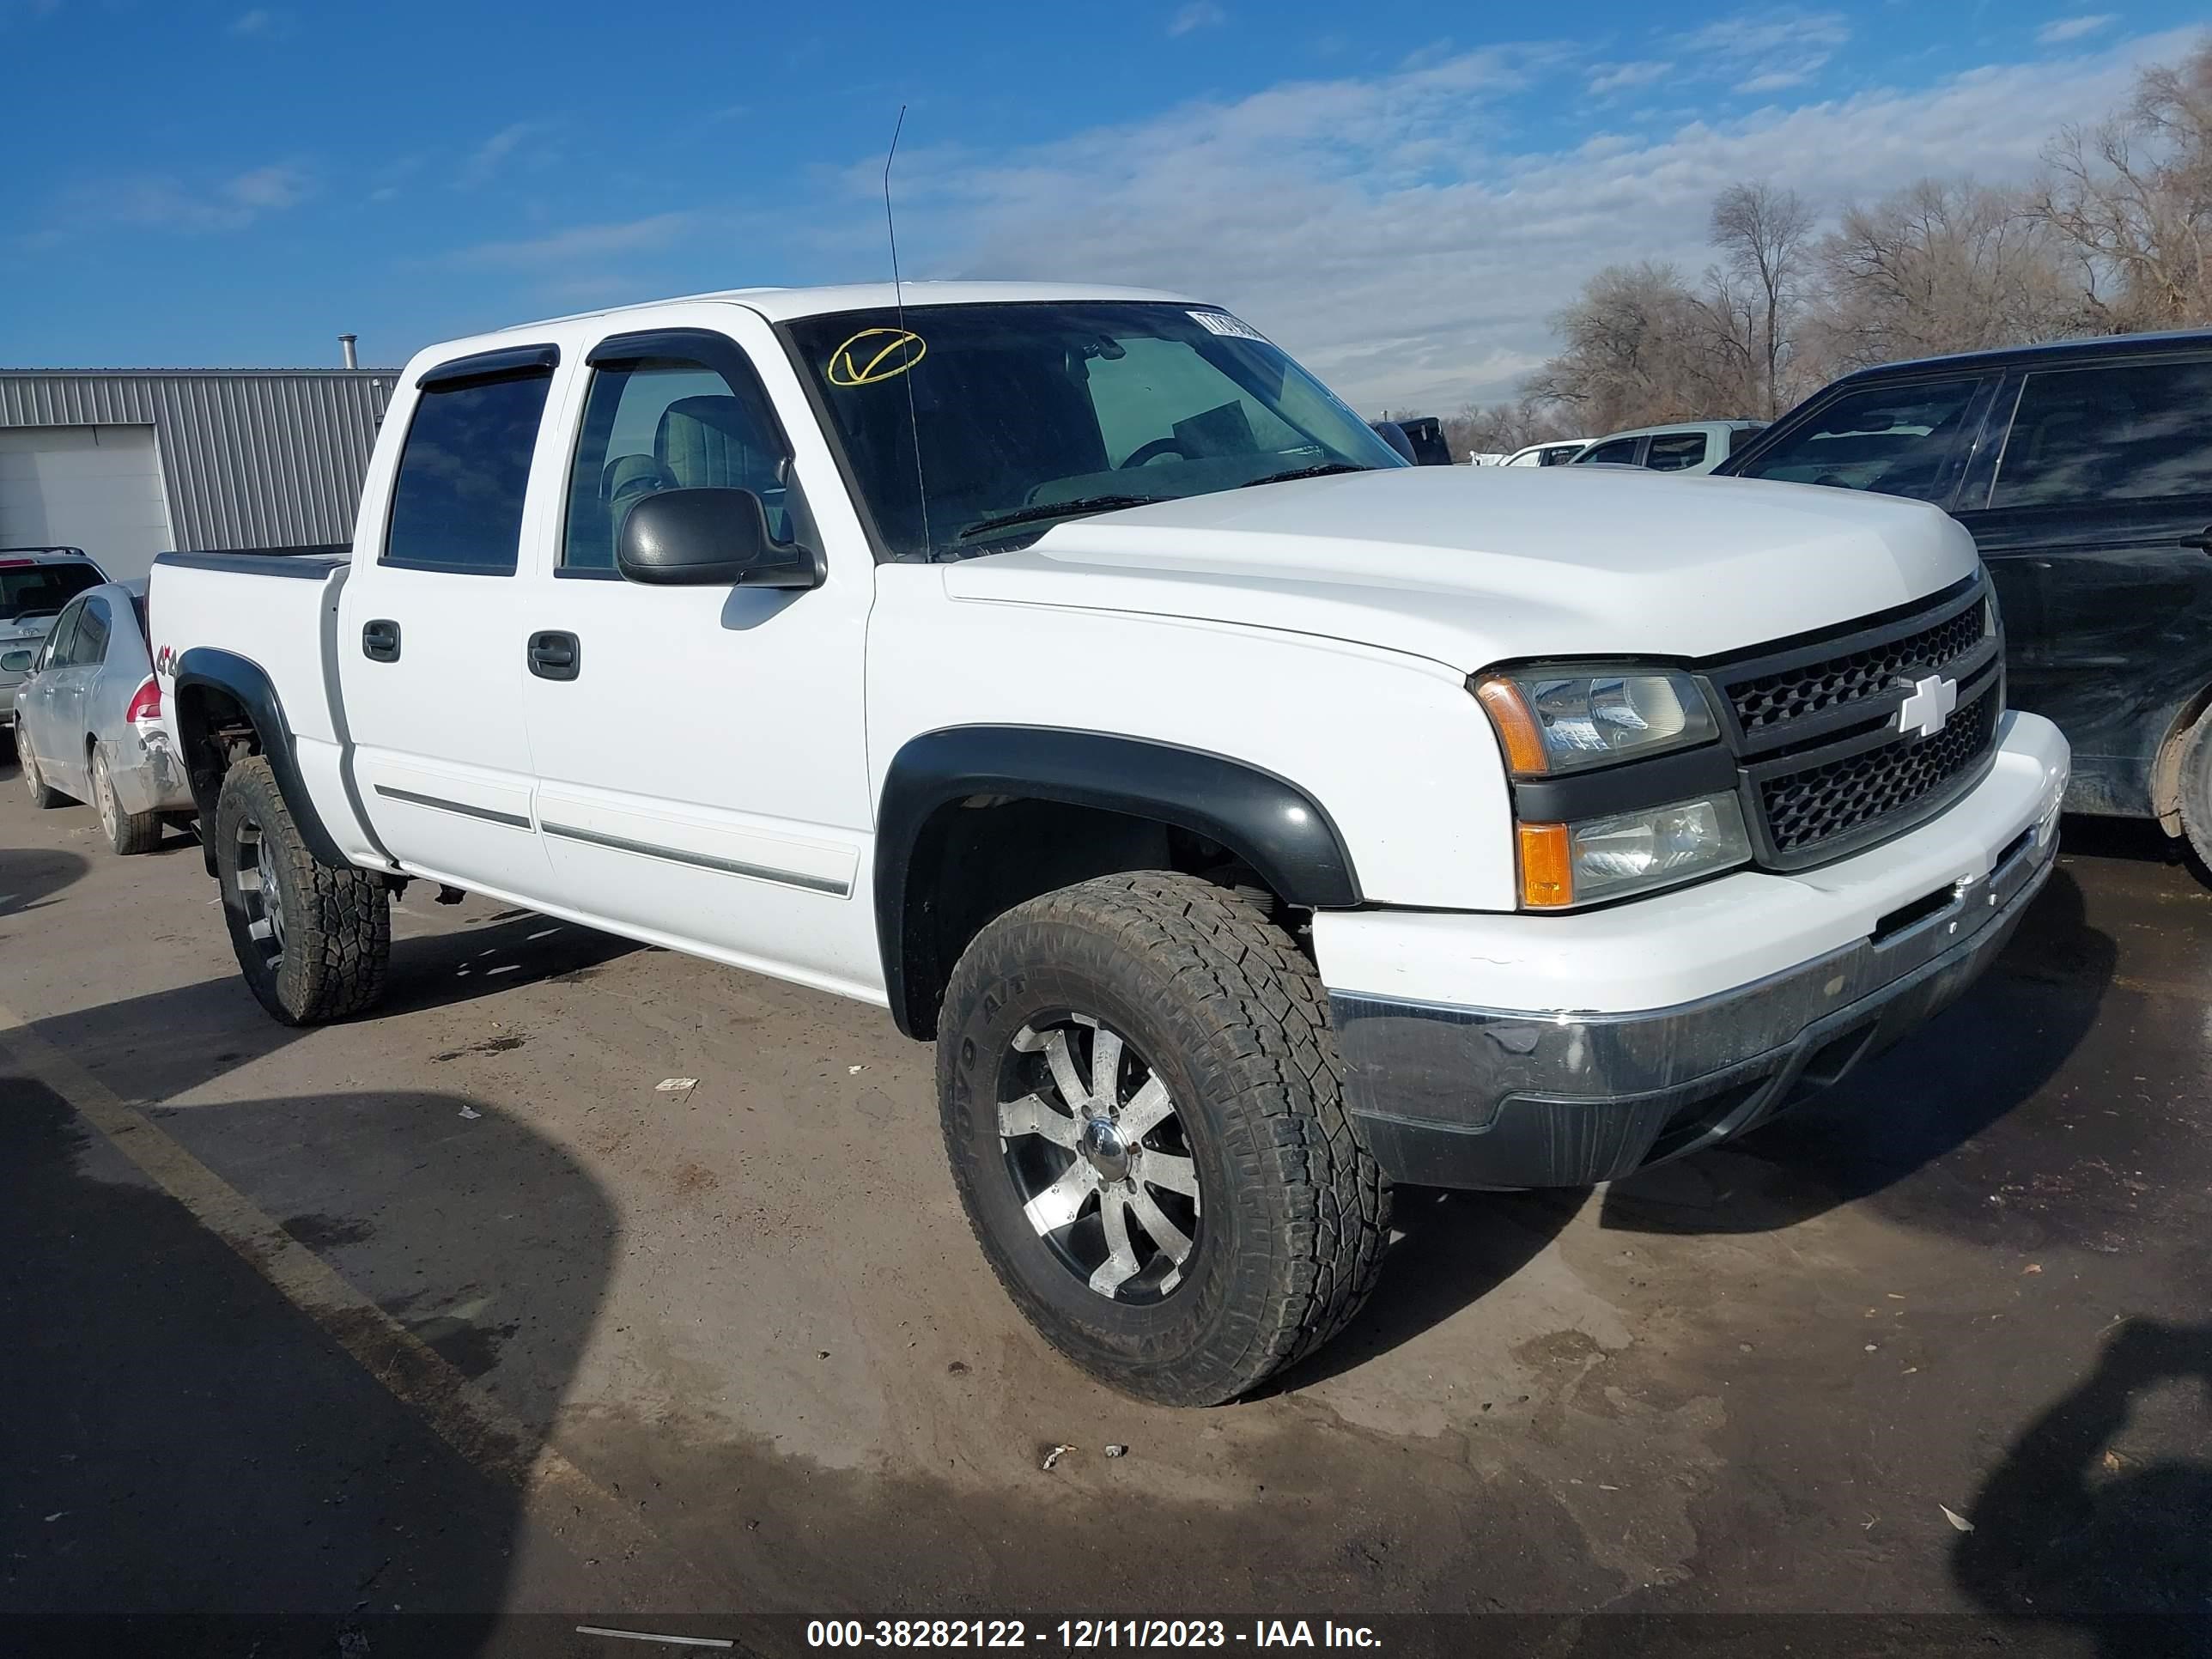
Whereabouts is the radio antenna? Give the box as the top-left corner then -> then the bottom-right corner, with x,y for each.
883,104 -> 932,556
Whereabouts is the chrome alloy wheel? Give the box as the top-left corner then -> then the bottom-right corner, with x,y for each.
234,817 -> 286,968
999,1015 -> 1202,1302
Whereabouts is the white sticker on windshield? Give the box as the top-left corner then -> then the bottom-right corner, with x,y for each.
1189,310 -> 1268,343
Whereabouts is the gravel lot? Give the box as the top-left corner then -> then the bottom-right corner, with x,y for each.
3,769 -> 2207,1656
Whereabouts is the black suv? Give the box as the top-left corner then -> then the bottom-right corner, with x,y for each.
1721,332 -> 2212,859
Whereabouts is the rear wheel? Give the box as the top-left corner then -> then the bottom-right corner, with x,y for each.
21,730 -> 66,809
93,747 -> 163,855
2179,706 -> 2212,876
937,872 -> 1389,1406
214,757 -> 390,1024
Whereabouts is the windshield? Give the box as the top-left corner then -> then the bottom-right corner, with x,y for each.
782,301 -> 1406,561
1729,379 -> 1984,502
0,562 -> 100,623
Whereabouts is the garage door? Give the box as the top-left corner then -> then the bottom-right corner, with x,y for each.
0,425 -> 175,584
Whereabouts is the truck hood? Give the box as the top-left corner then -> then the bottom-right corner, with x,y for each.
939,465 -> 1979,671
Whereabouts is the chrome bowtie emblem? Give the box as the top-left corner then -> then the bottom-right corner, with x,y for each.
1897,673 -> 1958,740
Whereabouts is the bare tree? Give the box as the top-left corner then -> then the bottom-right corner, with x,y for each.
1812,179 -> 2085,370
2034,39 -> 2212,329
1709,182 -> 1815,416
1525,259 -> 1767,431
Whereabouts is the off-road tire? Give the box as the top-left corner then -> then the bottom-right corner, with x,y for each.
94,747 -> 163,856
21,730 -> 66,808
214,757 -> 389,1025
938,872 -> 1390,1406
2175,707 -> 2212,878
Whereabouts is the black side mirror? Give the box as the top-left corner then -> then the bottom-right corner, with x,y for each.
616,488 -> 822,590
1369,420 -> 1418,465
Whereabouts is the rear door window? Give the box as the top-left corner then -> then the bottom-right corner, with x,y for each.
1576,436 -> 1644,466
1644,431 -> 1708,471
1732,377 -> 1987,503
68,597 -> 112,665
384,368 -> 554,574
1991,358 -> 2212,510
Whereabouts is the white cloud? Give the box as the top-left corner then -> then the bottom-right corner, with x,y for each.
1589,60 -> 1674,96
1168,1 -> 1224,37
226,163 -> 312,211
456,122 -> 553,190
2037,14 -> 2117,44
1677,7 -> 1850,97
450,212 -> 696,269
64,162 -> 318,234
228,8 -> 293,36
868,32 -> 2189,411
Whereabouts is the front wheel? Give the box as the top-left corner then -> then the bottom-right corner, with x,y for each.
937,872 -> 1389,1406
214,757 -> 391,1024
21,730 -> 66,809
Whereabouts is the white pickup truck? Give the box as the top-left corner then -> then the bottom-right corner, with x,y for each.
149,283 -> 2069,1405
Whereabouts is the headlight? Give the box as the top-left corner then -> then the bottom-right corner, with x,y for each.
1516,793 -> 1753,908
1474,667 -> 1718,775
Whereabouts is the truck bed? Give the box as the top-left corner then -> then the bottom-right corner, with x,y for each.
155,546 -> 349,579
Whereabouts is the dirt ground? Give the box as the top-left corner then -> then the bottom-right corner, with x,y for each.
3,769 -> 2207,1658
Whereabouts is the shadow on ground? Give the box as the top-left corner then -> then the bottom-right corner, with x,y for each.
27,910 -> 640,1110
1601,860 -> 2116,1244
0,1070 -> 618,1655
0,843 -> 88,920
1954,1319 -> 2212,1658
1264,1184 -> 1583,1392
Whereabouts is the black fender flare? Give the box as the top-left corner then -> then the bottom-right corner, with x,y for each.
874,726 -> 1361,1038
172,647 -> 348,872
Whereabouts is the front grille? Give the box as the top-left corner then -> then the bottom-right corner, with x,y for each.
1728,599 -> 1988,735
1700,574 -> 2004,869
1759,686 -> 1999,855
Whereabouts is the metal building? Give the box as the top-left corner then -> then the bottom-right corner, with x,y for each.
0,368 -> 396,582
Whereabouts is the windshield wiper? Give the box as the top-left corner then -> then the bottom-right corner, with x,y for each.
956,495 -> 1168,541
1237,462 -> 1374,489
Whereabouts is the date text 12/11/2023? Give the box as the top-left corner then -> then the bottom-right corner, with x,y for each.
805,1620 -> 1384,1649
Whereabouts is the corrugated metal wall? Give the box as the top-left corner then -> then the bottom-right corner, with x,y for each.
0,370 -> 395,550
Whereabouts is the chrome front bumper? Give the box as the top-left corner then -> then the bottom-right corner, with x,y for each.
1333,820 -> 2058,1190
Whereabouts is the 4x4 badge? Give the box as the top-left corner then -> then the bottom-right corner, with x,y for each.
1897,673 -> 1958,740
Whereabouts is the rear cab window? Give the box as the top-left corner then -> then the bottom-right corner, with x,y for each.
1644,431 -> 1708,472
1990,357 -> 2212,509
1575,437 -> 1644,466
1731,377 -> 1991,504
384,349 -> 557,575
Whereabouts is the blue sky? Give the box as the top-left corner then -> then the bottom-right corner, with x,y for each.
1,1 -> 2203,408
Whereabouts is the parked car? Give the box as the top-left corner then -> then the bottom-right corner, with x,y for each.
1502,440 -> 1590,467
10,578 -> 191,854
0,547 -> 108,750
1719,331 -> 2212,860
1571,420 -> 1768,475
149,282 -> 2067,1405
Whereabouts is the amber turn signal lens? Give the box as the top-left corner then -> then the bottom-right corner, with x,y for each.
1517,822 -> 1574,908
1474,676 -> 1550,776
